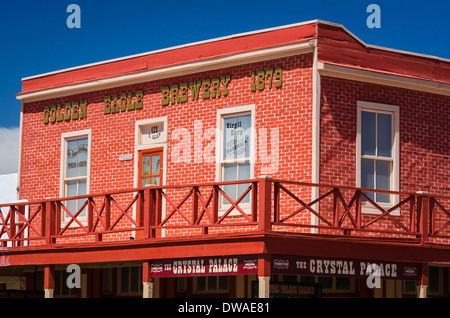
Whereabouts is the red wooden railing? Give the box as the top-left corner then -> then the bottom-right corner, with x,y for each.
0,178 -> 449,248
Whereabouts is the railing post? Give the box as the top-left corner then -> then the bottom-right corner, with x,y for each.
104,195 -> 111,231
333,188 -> 339,228
145,189 -> 155,239
192,186 -> 199,226
142,260 -> 154,298
258,253 -> 271,298
417,263 -> 428,298
45,200 -> 56,245
355,190 -> 362,229
88,198 -> 94,233
258,176 -> 272,231
44,264 -> 55,298
252,181 -> 258,223
417,192 -> 429,244
273,182 -> 280,223
429,197 -> 435,236
9,206 -> 16,247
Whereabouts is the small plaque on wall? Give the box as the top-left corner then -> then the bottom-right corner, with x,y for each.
119,154 -> 133,161
139,122 -> 166,144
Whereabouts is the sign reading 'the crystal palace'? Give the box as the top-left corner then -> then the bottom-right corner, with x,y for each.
150,255 -> 258,278
271,255 -> 422,281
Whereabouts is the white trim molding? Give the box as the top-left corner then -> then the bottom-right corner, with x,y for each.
356,101 -> 400,215
318,62 -> 450,97
17,42 -> 314,102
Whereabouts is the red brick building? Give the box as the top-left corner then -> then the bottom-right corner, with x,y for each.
1,20 -> 449,298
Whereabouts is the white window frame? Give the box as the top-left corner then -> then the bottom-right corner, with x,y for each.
216,105 -> 256,213
356,101 -> 399,214
60,129 -> 91,225
134,116 -> 168,189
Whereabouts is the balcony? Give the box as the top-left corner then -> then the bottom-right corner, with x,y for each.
1,178 -> 450,266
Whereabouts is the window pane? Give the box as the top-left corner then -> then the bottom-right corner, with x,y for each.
151,177 -> 160,186
218,276 -> 228,291
196,277 -> 206,292
377,113 -> 392,157
336,277 -> 351,290
361,158 -> 375,201
130,267 -> 139,293
237,163 -> 250,203
361,111 -> 376,156
77,179 -> 87,216
120,267 -> 129,293
223,163 -> 237,203
67,180 -> 77,197
66,138 -> 88,178
142,177 -> 150,187
66,180 -> 77,218
223,114 -> 251,160
208,276 -> 217,291
142,155 -> 150,176
318,276 -> 332,289
429,267 -> 439,293
151,155 -> 160,174
376,160 -> 391,203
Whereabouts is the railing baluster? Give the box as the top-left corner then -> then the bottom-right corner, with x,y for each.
258,177 -> 272,231
252,181 -> 258,223
9,206 -> 16,247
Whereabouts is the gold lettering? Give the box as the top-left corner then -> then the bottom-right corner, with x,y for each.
211,77 -> 220,98
112,95 -> 119,113
135,90 -> 144,109
104,95 -> 111,114
202,79 -> 210,99
179,82 -> 188,103
170,84 -> 179,105
274,66 -> 283,88
257,69 -> 265,91
56,104 -> 63,122
120,93 -> 127,111
79,100 -> 88,119
50,105 -> 56,123
64,103 -> 72,120
221,75 -> 231,96
161,86 -> 170,106
189,80 -> 202,101
127,92 -> 135,110
72,101 -> 79,120
43,106 -> 50,124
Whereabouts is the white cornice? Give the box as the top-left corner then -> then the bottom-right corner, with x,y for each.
17,41 -> 314,102
318,62 -> 450,96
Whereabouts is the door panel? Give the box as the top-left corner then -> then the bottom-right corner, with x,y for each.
136,148 -> 163,239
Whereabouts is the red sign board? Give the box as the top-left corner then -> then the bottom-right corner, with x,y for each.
150,255 -> 258,278
271,255 -> 422,281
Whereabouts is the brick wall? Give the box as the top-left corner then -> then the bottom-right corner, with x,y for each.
319,76 -> 450,240
19,53 -> 314,242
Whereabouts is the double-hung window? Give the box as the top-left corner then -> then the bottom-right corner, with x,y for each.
61,130 -> 91,223
357,101 -> 399,211
217,105 -> 255,208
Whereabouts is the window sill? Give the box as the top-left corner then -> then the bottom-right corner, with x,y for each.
362,204 -> 400,216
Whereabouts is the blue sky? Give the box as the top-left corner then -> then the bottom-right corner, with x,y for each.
0,0 -> 448,173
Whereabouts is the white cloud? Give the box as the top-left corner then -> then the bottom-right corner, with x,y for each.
0,127 -> 20,175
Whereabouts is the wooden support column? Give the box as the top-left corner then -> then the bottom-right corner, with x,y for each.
142,260 -> 154,298
417,263 -> 428,298
258,176 -> 272,232
258,254 -> 271,298
44,264 -> 55,298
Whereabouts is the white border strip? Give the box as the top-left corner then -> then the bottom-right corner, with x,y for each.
318,62 -> 450,96
17,42 -> 314,102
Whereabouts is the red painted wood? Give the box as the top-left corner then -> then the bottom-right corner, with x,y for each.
19,24 -> 317,94
316,24 -> 450,84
